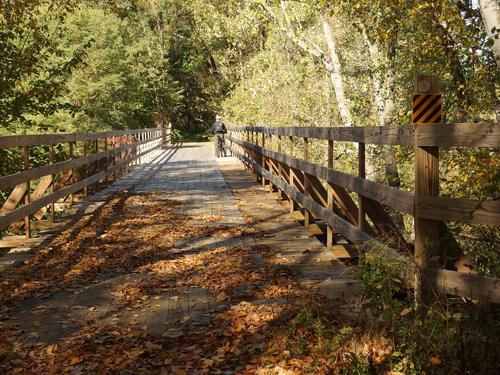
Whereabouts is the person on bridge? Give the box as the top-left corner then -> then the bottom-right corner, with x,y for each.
211,115 -> 227,157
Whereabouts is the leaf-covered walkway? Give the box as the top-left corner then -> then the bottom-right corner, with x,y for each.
0,143 -> 360,374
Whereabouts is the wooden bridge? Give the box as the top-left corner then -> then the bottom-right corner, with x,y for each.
0,123 -> 499,352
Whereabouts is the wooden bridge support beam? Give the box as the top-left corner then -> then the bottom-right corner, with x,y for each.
415,145 -> 439,300
261,133 -> 267,188
69,142 -> 75,205
327,139 -> 335,250
49,144 -> 55,223
83,141 -> 89,197
95,139 -> 100,192
288,136 -> 296,214
267,134 -> 274,194
414,75 -> 441,302
358,142 -> 366,262
277,135 -> 283,200
23,145 -> 30,239
104,138 -> 109,186
303,137 -> 313,228
357,143 -> 366,231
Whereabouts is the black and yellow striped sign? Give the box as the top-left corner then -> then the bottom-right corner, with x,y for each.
412,93 -> 442,124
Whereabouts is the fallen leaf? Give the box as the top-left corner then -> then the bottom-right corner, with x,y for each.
430,356 -> 443,365
70,356 -> 82,365
400,307 -> 412,317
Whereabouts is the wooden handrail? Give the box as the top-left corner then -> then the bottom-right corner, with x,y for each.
0,128 -> 160,149
225,122 -> 500,303
227,135 -> 415,215
228,125 -> 415,145
0,136 -> 166,190
228,122 -> 499,147
0,128 -> 168,233
0,139 -> 162,230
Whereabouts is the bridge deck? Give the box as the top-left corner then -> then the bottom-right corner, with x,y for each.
0,142 -> 358,363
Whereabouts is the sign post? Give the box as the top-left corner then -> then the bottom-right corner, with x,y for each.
413,75 -> 441,302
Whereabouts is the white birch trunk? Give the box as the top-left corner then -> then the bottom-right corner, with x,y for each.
478,0 -> 500,68
320,13 -> 353,127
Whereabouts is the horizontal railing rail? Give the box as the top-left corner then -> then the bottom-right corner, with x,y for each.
228,122 -> 500,147
225,122 -> 500,303
0,128 -> 164,149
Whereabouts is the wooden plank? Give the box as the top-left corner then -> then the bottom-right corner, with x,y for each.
307,175 -> 327,207
49,144 -> 55,223
228,135 -> 414,215
303,137 -> 312,227
0,128 -> 160,149
418,196 -> 500,226
422,268 -> 500,304
416,123 -> 500,148
228,126 -> 415,146
23,146 -> 30,238
364,198 -> 411,250
0,184 -> 27,214
32,175 -> 54,220
415,146 -> 440,270
327,139 -> 335,249
330,244 -> 352,259
358,143 -> 366,233
0,236 -> 48,249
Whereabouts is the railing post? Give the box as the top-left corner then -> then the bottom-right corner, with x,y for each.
23,145 -> 30,239
254,129 -> 260,183
358,142 -> 366,263
327,139 -> 334,249
267,133 -> 273,193
95,139 -> 99,192
125,135 -> 130,174
289,136 -> 296,214
358,143 -> 366,231
49,144 -> 55,223
112,136 -> 117,183
104,137 -> 109,186
69,142 -> 75,205
414,75 -> 441,302
415,145 -> 439,300
83,141 -> 88,197
261,132 -> 266,187
277,135 -> 283,200
304,137 -> 311,228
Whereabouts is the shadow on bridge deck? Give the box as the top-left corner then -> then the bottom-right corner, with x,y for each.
0,142 -> 363,373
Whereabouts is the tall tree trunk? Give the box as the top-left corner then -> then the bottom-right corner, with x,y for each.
319,13 -> 353,127
361,26 -> 406,232
478,0 -> 500,68
261,0 -> 354,127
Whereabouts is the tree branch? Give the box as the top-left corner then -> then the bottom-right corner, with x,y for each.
258,0 -> 333,72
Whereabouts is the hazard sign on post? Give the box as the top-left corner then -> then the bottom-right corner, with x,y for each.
412,75 -> 442,124
412,93 -> 442,124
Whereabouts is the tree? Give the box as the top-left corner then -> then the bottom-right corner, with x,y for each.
0,0 -> 84,132
478,0 -> 500,68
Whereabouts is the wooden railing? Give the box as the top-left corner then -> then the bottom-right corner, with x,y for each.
0,127 -> 170,236
224,123 -> 500,303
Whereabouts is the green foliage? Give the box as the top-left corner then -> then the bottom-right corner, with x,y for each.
359,250 -> 500,374
360,246 -> 408,321
0,0 -> 84,131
